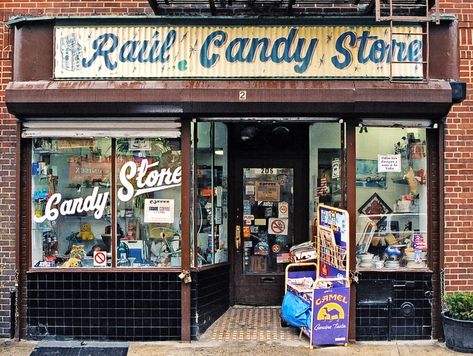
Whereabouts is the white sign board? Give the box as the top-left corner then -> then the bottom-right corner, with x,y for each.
144,199 -> 175,223
268,218 -> 288,235
378,154 -> 401,173
93,250 -> 107,267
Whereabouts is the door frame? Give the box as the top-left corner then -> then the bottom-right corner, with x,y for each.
228,121 -> 310,305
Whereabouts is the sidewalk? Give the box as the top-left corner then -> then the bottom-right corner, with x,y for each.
0,338 -> 459,356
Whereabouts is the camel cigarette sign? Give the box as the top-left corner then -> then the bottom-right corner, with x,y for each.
312,287 -> 350,345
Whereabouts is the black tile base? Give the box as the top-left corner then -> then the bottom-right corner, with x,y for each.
27,272 -> 181,341
356,272 -> 433,341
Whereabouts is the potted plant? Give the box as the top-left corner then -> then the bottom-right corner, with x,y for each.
442,292 -> 473,352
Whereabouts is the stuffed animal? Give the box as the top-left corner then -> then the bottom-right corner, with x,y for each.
69,244 -> 86,259
78,223 -> 94,241
61,257 -> 81,268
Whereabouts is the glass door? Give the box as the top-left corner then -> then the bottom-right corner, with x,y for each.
241,167 -> 294,274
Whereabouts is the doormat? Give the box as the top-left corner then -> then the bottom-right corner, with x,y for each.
30,341 -> 128,356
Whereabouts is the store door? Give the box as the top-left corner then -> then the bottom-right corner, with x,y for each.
233,158 -> 306,305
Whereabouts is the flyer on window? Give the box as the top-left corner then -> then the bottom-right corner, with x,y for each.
144,199 -> 175,223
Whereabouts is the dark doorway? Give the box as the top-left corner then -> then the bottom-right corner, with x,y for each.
229,122 -> 309,305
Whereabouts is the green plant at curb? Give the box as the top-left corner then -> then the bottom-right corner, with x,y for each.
444,292 -> 473,321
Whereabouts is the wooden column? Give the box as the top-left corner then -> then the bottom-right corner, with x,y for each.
180,119 -> 192,342
346,121 -> 357,342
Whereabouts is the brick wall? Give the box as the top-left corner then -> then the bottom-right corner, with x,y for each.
0,8 -> 16,339
440,0 -> 473,293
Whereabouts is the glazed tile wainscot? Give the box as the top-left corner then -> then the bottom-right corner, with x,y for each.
355,271 -> 433,341
26,266 -> 229,341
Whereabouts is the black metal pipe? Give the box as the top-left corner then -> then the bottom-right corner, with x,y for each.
387,297 -> 392,341
10,287 -> 16,339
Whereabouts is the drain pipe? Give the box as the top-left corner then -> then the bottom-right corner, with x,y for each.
10,287 -> 16,339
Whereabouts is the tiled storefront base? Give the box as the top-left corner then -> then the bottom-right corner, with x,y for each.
356,272 -> 433,341
26,266 -> 231,341
200,306 -> 300,341
27,272 -> 181,341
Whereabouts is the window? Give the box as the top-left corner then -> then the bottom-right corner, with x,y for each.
309,123 -> 343,236
194,122 -> 228,267
116,138 -> 182,268
32,138 -> 112,268
355,127 -> 428,270
31,136 -> 182,269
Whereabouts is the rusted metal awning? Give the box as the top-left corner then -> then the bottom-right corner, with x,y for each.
6,79 -> 453,119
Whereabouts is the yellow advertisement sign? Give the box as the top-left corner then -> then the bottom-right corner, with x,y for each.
55,25 -> 423,79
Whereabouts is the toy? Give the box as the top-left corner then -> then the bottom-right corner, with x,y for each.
404,166 -> 418,195
61,257 -> 81,268
77,223 -> 95,241
69,244 -> 86,259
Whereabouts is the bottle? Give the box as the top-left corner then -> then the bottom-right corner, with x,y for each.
118,242 -> 127,261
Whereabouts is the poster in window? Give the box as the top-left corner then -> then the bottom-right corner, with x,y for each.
129,138 -> 151,151
255,181 -> 280,202
144,199 -> 174,223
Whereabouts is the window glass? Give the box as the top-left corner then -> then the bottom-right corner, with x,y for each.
355,127 -> 428,270
242,167 -> 294,274
195,122 -> 228,266
309,123 -> 342,237
31,138 -> 112,268
116,138 -> 182,268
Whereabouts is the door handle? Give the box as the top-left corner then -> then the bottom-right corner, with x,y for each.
261,277 -> 275,283
235,225 -> 241,251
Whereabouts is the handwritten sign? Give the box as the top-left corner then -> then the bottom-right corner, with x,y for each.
255,181 -> 280,202
378,154 -> 401,173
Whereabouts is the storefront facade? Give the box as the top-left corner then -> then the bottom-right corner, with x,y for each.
0,1 -> 468,343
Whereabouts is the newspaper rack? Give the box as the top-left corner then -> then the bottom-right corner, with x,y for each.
282,204 -> 350,348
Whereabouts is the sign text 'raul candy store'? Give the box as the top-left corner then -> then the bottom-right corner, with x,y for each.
57,26 -> 423,78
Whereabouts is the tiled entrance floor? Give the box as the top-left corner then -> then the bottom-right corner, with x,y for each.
200,306 -> 301,341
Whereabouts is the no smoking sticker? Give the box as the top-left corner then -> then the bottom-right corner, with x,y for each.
93,250 -> 107,267
278,202 -> 289,218
268,218 -> 288,235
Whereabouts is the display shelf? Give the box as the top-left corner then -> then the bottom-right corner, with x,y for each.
357,267 -> 432,273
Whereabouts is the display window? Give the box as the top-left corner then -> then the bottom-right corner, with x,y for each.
193,122 -> 229,267
116,138 -> 182,268
31,136 -> 182,269
309,122 -> 343,234
355,127 -> 428,271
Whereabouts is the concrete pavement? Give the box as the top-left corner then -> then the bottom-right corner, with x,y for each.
0,338 -> 462,356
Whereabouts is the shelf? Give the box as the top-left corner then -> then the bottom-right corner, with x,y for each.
357,267 -> 432,273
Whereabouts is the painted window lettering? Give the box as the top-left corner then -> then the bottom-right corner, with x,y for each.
117,159 -> 182,202
33,187 -> 109,223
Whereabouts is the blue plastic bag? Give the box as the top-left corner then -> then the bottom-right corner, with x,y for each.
281,291 -> 311,330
